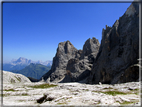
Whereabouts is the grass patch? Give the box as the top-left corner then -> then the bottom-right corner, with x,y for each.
120,101 -> 133,105
101,90 -> 127,96
18,100 -> 25,102
129,88 -> 139,95
92,90 -> 129,96
83,89 -> 89,91
4,89 -> 15,91
28,83 -> 57,89
1,93 -> 10,97
57,102 -> 67,105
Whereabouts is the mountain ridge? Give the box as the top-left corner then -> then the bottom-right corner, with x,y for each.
3,57 -> 52,71
11,63 -> 51,80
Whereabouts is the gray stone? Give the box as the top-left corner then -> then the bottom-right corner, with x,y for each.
42,41 -> 80,82
61,37 -> 100,83
88,2 -> 139,84
2,70 -> 31,83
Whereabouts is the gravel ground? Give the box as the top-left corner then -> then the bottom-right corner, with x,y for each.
2,81 -> 141,106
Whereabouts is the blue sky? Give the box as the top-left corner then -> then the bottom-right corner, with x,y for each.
3,2 -> 131,62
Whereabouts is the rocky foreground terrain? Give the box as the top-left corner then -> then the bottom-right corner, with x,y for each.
2,81 -> 141,106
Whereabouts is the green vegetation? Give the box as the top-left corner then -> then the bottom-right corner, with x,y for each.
1,93 -> 10,97
92,90 -> 128,96
28,83 -> 57,89
57,102 -> 67,105
4,89 -> 15,91
92,88 -> 140,96
101,90 -> 127,96
11,63 -> 51,79
82,89 -> 89,91
129,88 -> 139,95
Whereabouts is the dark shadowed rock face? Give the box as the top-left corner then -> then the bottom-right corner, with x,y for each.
61,37 -> 100,83
42,41 -> 81,82
88,2 -> 139,84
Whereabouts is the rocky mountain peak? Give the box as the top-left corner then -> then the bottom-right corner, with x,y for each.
43,40 -> 79,82
81,37 -> 100,58
12,57 -> 29,65
57,40 -> 77,56
125,3 -> 138,17
88,2 -> 139,84
17,57 -> 27,62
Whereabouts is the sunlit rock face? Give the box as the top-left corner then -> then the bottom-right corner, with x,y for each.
42,41 -> 81,83
42,37 -> 100,83
88,2 -> 139,84
61,37 -> 100,83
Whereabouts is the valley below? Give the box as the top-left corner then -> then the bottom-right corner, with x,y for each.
2,81 -> 141,106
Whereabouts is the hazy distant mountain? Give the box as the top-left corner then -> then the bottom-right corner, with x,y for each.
11,63 -> 51,80
36,60 -> 52,66
3,63 -> 28,71
3,57 -> 52,71
11,57 -> 32,65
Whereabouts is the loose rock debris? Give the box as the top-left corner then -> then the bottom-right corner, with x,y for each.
3,82 -> 141,106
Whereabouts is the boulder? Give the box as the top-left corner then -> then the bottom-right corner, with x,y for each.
2,70 -> 31,83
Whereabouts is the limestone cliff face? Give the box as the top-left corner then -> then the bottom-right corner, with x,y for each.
88,2 -> 139,84
42,38 -> 100,83
42,41 -> 81,82
61,37 -> 100,83
80,37 -> 100,59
